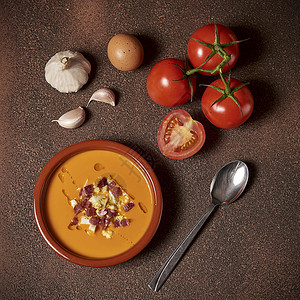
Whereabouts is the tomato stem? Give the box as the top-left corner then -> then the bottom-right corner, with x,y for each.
186,53 -> 231,76
219,70 -> 231,95
169,62 -> 195,102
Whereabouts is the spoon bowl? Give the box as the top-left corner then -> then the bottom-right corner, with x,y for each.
148,160 -> 249,292
210,160 -> 249,205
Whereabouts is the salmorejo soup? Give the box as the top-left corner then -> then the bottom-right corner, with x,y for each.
34,141 -> 162,265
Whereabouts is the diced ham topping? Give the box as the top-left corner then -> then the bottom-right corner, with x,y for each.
81,194 -> 92,201
97,177 -> 107,188
89,216 -> 100,225
112,186 -> 122,197
123,202 -> 135,212
121,219 -> 130,227
74,204 -> 82,215
107,209 -> 118,218
113,220 -> 121,228
83,184 -> 94,195
86,207 -> 96,217
81,198 -> 87,207
108,181 -> 116,190
99,217 -> 105,227
71,217 -> 78,225
81,199 -> 92,208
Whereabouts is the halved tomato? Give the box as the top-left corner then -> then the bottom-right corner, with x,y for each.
157,110 -> 206,159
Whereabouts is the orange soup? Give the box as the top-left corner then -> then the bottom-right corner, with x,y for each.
44,150 -> 154,259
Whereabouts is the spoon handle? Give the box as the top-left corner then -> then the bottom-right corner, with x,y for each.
148,202 -> 217,292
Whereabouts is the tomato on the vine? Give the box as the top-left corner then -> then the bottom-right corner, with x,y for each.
147,58 -> 196,107
201,76 -> 254,129
187,24 -> 241,76
157,110 -> 206,159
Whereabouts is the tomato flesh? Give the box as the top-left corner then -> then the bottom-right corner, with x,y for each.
157,110 -> 205,159
187,24 -> 239,75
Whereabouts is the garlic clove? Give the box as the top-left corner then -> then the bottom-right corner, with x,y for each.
87,88 -> 115,107
52,106 -> 86,129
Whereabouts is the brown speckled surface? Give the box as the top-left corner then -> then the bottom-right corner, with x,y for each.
0,0 -> 299,299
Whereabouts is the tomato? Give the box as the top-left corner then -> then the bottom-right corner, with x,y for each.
157,110 -> 206,159
201,77 -> 254,129
147,58 -> 196,107
187,24 -> 240,75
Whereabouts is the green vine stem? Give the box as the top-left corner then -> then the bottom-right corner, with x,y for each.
169,62 -> 196,102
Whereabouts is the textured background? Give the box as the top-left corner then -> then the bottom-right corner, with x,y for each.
0,0 -> 299,299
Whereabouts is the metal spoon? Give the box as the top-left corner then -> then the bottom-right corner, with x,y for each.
148,160 -> 249,292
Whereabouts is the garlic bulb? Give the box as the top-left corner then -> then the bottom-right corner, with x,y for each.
45,50 -> 91,93
87,88 -> 115,107
52,106 -> 85,129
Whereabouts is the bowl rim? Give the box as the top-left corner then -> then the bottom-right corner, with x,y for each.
33,140 -> 163,267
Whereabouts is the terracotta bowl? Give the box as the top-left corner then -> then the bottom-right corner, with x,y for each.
33,140 -> 163,267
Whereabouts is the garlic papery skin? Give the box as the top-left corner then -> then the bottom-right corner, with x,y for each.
52,107 -> 86,129
87,88 -> 115,107
45,50 -> 91,93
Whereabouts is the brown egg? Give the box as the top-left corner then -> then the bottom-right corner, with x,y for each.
107,33 -> 144,71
